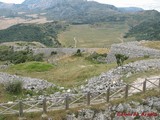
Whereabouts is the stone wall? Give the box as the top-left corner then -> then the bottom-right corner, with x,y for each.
82,59 -> 160,93
106,42 -> 160,63
33,48 -> 108,57
0,72 -> 55,90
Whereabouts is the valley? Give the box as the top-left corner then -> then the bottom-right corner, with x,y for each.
0,0 -> 159,119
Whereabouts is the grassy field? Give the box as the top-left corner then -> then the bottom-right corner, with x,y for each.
1,56 -> 150,88
141,41 -> 160,50
58,22 -> 133,48
2,56 -> 116,88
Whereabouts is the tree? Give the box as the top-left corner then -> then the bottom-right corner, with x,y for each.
115,54 -> 129,66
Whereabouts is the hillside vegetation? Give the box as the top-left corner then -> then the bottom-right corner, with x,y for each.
0,46 -> 43,64
0,22 -> 67,47
124,10 -> 160,41
125,20 -> 160,40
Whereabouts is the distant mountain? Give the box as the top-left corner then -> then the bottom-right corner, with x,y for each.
119,7 -> 143,13
0,2 -> 14,9
0,0 -> 159,25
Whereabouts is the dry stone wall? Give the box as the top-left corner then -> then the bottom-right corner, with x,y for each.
106,42 -> 160,63
0,72 -> 55,90
82,59 -> 160,93
33,48 -> 107,57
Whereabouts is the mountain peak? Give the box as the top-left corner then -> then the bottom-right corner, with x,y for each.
22,0 -> 87,9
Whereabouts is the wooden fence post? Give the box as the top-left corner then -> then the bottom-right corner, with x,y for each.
65,95 -> 69,110
159,78 -> 160,88
43,98 -> 47,114
143,79 -> 147,93
87,92 -> 90,106
106,87 -> 110,102
18,101 -> 27,120
19,101 -> 24,117
41,98 -> 48,119
125,84 -> 129,99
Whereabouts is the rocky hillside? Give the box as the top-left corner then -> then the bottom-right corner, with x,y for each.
0,0 -> 145,24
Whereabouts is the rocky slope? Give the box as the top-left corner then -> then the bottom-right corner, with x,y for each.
66,96 -> 160,120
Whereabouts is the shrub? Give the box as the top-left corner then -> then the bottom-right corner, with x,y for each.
86,52 -> 107,63
5,80 -> 23,94
51,51 -> 57,55
0,115 -> 7,120
115,54 -> 129,66
74,49 -> 82,56
0,46 -> 44,64
144,55 -> 150,58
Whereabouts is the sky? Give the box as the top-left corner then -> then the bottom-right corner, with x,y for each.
0,0 -> 160,11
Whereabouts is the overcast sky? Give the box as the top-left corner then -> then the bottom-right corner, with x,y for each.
0,0 -> 160,11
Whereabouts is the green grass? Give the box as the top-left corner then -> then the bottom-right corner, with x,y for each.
58,22 -> 132,48
1,56 -> 151,88
2,56 -> 116,88
9,62 -> 54,72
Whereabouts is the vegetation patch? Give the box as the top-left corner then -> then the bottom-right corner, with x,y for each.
124,19 -> 160,41
2,56 -> 116,87
86,52 -> 107,63
10,62 -> 53,72
0,22 -> 68,47
5,80 -> 23,95
0,46 -> 43,64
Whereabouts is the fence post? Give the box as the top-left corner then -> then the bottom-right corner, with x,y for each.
87,92 -> 90,106
143,79 -> 147,93
19,101 -> 24,117
159,78 -> 160,88
41,98 -> 48,119
106,87 -> 110,102
18,101 -> 26,120
43,98 -> 47,114
65,95 -> 69,110
125,84 -> 129,99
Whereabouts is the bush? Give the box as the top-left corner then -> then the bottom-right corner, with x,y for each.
0,46 -> 44,64
5,80 -> 23,94
74,49 -> 82,56
115,54 -> 129,66
144,55 -> 150,58
86,52 -> 107,63
51,51 -> 57,55
0,115 -> 7,120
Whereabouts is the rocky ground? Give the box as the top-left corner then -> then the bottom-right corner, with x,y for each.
66,96 -> 160,120
0,72 -> 55,90
82,59 -> 160,93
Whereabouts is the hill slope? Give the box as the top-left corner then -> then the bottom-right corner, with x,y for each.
124,10 -> 160,40
0,22 -> 67,47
